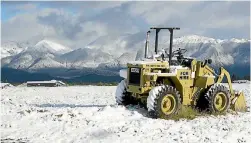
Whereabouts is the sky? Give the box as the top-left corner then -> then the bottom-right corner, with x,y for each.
1,1 -> 250,49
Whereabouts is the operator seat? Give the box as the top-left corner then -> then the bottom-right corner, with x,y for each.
181,58 -> 194,68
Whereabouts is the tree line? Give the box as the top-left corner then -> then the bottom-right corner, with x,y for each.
231,74 -> 250,81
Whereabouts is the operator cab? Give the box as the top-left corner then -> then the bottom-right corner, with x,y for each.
144,27 -> 212,69
169,48 -> 212,68
171,48 -> 194,67
144,27 -> 194,67
156,48 -> 194,68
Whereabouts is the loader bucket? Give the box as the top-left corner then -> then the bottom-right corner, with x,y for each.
230,91 -> 247,112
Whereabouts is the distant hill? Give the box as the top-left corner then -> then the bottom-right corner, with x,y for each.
1,67 -> 122,84
1,67 -> 56,83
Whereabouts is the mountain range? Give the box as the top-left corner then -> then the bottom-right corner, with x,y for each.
1,33 -> 250,83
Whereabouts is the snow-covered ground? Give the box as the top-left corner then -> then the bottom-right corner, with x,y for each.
1,83 -> 251,143
0,83 -> 13,89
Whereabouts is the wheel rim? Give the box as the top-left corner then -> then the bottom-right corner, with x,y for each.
161,94 -> 176,115
214,92 -> 227,111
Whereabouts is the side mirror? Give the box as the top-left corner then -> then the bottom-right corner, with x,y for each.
207,59 -> 212,64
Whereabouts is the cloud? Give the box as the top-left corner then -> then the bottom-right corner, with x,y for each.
190,1 -> 250,38
15,3 -> 37,11
1,2 -> 140,48
126,1 -> 250,39
37,10 -> 82,40
1,1 -> 250,49
127,1 -> 199,25
39,1 -> 125,11
2,13 -> 45,42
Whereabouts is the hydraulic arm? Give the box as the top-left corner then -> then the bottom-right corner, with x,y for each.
216,67 -> 247,112
216,67 -> 234,95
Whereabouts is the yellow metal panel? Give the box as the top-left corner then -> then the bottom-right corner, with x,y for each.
128,85 -> 141,93
195,76 -> 214,88
183,87 -> 193,105
127,85 -> 152,94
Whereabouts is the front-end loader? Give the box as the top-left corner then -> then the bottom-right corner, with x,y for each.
115,27 -> 247,119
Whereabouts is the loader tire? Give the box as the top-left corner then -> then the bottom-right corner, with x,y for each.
115,79 -> 137,106
195,89 -> 209,112
204,84 -> 231,113
147,85 -> 181,119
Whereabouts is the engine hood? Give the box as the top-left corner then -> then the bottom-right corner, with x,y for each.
127,60 -> 169,69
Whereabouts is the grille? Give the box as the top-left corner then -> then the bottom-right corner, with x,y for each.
129,68 -> 141,85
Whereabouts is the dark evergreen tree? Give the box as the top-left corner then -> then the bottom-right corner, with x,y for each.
244,75 -> 250,81
231,74 -> 237,82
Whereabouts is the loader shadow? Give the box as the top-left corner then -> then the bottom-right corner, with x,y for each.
123,105 -> 149,117
33,103 -> 108,108
32,103 -> 149,117
1,138 -> 29,143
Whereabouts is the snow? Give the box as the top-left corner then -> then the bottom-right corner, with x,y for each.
173,35 -> 249,44
59,47 -> 115,69
1,39 -> 73,69
128,60 -> 168,65
146,72 -> 177,76
35,40 -> 72,54
26,57 -> 65,70
119,69 -> 127,79
233,80 -> 250,83
168,66 -> 189,75
147,85 -> 165,111
174,35 -> 216,44
1,83 -> 251,142
1,50 -> 12,58
230,38 -> 250,43
0,83 -> 13,89
27,80 -> 65,85
115,79 -> 127,104
1,41 -> 28,59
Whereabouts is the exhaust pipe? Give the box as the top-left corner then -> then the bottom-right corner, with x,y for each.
145,31 -> 151,58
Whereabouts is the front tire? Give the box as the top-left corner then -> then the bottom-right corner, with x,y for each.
204,84 -> 231,113
147,85 -> 181,119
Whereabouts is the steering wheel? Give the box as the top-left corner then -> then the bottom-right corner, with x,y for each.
172,48 -> 187,57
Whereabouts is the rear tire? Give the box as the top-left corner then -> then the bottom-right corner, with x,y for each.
147,85 -> 181,119
115,79 -> 137,106
195,89 -> 208,112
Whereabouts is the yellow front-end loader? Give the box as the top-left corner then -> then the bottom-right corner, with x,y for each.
115,27 -> 247,120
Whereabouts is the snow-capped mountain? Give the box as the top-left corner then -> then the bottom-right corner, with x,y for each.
85,32 -> 146,58
1,40 -> 72,69
1,41 -> 29,58
34,40 -> 72,55
58,47 -> 115,68
158,35 -> 250,67
1,34 -> 250,73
